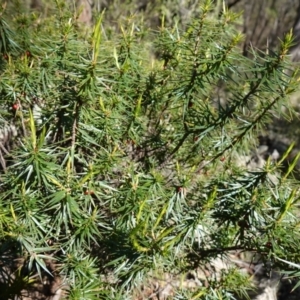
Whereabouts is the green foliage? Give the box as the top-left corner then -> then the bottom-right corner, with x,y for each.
0,0 -> 300,299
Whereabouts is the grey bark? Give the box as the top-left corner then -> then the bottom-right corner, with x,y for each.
28,0 -> 93,25
76,0 -> 93,26
289,2 -> 300,61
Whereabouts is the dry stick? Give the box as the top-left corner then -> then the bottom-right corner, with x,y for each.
0,143 -> 16,172
0,149 -> 6,171
0,143 -> 11,156
71,102 -> 81,172
17,99 -> 27,137
71,117 -> 77,172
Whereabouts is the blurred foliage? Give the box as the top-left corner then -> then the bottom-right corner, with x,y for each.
226,0 -> 299,54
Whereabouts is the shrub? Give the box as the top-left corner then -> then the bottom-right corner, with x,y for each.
0,1 -> 300,299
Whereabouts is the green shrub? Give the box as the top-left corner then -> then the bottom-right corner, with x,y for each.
0,1 -> 300,299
